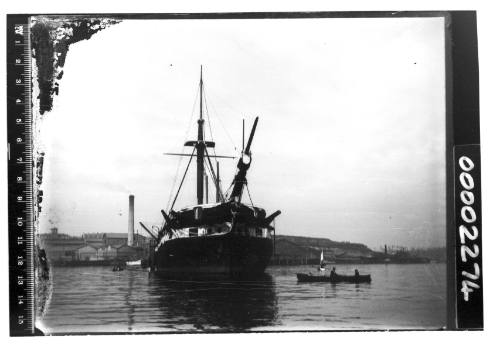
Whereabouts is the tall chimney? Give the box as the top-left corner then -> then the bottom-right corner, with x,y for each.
128,194 -> 134,246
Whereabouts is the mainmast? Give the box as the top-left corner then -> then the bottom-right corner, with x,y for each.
196,66 -> 205,205
165,66 -> 234,209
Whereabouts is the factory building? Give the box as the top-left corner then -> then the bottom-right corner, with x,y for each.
76,245 -> 99,261
38,228 -> 149,263
38,195 -> 149,263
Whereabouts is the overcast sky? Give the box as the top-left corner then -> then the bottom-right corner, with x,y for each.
37,17 -> 446,249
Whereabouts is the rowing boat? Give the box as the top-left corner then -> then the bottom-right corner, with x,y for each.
296,272 -> 371,284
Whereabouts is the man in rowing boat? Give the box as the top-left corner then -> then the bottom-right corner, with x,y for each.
330,267 -> 336,280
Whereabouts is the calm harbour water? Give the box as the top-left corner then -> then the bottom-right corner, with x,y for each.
39,263 -> 446,334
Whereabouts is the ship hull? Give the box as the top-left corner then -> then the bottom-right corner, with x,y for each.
152,233 -> 273,279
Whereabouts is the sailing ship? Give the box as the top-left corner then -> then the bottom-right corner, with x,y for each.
141,67 -> 281,279
318,250 -> 326,271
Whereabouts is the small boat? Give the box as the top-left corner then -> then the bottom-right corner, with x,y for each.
126,259 -> 142,266
296,273 -> 330,282
318,250 -> 326,272
112,265 -> 124,272
296,272 -> 371,284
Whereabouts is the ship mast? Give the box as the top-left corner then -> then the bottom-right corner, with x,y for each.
196,66 -> 205,205
164,66 -> 235,209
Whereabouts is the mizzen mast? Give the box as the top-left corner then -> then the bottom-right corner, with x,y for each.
230,117 -> 259,203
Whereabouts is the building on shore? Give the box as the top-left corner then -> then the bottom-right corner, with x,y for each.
83,232 -> 148,248
115,244 -> 141,261
38,228 -> 85,261
97,245 -> 118,260
38,227 -> 150,263
82,233 -> 106,248
76,245 -> 99,261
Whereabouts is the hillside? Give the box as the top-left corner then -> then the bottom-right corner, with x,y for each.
276,235 -> 372,253
272,235 -> 374,265
271,235 -> 437,265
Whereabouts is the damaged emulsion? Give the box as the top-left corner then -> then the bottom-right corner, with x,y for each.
31,18 -> 120,114
30,18 -> 120,324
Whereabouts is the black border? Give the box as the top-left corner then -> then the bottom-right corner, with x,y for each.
6,11 -> 482,335
447,12 -> 482,329
7,14 -> 35,337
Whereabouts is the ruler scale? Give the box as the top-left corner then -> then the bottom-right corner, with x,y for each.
7,15 -> 35,336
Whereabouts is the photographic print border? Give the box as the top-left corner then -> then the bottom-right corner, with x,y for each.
6,11 -> 482,335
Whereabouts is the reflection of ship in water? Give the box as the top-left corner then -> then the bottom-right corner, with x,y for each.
124,269 -> 137,332
147,274 -> 278,331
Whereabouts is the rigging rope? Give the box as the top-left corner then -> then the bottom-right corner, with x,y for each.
166,85 -> 200,210
170,146 -> 196,211
245,183 -> 255,208
166,155 -> 184,211
203,148 -> 224,202
203,161 -> 216,202
203,87 -> 215,144
203,84 -> 238,153
202,83 -> 219,162
224,182 -> 234,200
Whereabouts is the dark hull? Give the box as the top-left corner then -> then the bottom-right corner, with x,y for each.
152,233 -> 273,279
296,272 -> 372,283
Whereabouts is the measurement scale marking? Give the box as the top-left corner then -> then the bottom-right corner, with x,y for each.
8,17 -> 35,336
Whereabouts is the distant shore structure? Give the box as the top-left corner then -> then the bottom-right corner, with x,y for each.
37,228 -> 441,266
37,227 -> 149,264
128,194 -> 134,247
271,235 -> 436,265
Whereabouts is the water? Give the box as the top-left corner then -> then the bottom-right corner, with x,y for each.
39,263 -> 446,334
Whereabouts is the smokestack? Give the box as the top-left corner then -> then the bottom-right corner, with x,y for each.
128,194 -> 134,246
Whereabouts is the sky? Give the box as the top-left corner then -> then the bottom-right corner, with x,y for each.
37,17 -> 446,250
